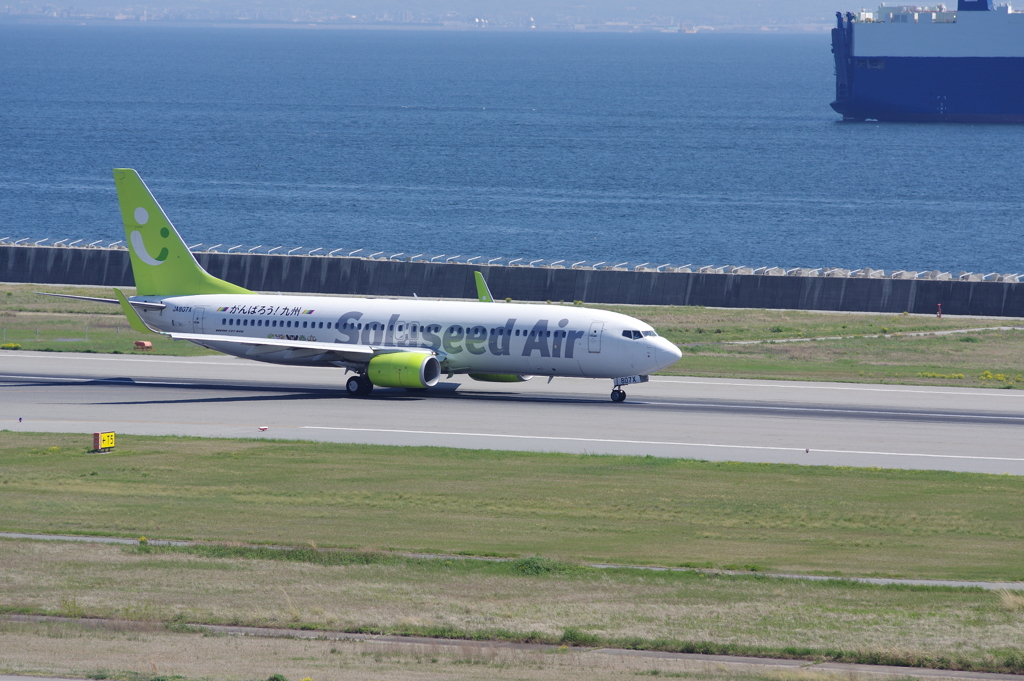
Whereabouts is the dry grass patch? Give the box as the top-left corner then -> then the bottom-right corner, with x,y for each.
999,590 -> 1024,612
1,540 -> 1023,673
0,618 -> 955,681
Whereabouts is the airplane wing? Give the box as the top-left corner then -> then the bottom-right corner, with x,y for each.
164,330 -> 398,362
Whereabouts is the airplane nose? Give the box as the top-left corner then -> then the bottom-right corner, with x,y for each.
656,340 -> 682,369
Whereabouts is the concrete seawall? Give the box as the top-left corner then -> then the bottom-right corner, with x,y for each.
4,245 -> 1024,317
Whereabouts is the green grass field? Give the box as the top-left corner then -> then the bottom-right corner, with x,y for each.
3,283 -> 1024,387
1,432 -> 1021,582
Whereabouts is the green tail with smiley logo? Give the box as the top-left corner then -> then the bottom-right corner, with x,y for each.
113,168 -> 252,297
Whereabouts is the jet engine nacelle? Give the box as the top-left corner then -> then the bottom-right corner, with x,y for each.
468,373 -> 534,383
368,352 -> 441,389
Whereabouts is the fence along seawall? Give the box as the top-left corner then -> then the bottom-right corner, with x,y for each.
4,245 -> 1024,317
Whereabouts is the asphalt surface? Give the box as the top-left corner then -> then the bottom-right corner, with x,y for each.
3,350 -> 1024,475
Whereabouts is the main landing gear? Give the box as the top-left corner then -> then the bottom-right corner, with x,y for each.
610,387 -> 626,403
346,374 -> 374,397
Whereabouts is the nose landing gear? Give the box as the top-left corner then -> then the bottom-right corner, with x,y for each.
611,387 -> 626,402
346,374 -> 374,397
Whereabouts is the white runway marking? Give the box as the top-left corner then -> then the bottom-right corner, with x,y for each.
302,426 -> 1022,462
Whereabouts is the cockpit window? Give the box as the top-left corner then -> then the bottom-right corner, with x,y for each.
622,330 -> 643,339
643,330 -> 658,337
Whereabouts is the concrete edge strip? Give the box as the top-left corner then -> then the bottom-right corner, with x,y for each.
1,615 -> 1021,681
1,532 -> 1021,591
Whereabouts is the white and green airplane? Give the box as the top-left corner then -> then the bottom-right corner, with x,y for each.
46,169 -> 682,401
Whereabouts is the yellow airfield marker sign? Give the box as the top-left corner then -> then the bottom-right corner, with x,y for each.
93,431 -> 115,453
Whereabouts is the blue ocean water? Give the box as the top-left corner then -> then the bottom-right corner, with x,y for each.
2,23 -> 1023,273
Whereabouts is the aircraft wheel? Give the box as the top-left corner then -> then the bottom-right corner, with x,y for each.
347,375 -> 374,397
611,389 -> 626,402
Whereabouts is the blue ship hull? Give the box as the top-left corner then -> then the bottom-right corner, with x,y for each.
831,12 -> 1024,122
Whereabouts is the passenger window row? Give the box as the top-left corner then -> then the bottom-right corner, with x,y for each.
218,317 -> 599,341
339,323 -> 442,332
223,318 -> 331,329
445,326 -> 571,338
334,323 -> 569,339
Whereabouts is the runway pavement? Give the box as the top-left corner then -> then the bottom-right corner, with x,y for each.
3,350 -> 1024,475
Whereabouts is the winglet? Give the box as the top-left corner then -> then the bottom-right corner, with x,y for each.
114,288 -> 158,335
474,271 -> 494,303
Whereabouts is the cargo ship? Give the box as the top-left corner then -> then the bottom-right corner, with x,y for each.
831,0 -> 1024,122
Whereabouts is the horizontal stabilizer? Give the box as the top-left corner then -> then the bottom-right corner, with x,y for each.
35,292 -> 166,310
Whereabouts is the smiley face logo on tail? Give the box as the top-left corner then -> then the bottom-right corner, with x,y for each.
129,206 -> 169,266
114,168 -> 253,296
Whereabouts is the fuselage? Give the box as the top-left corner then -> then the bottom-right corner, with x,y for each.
140,293 -> 682,379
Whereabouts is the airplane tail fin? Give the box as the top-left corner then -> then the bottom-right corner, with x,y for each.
113,169 -> 252,297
